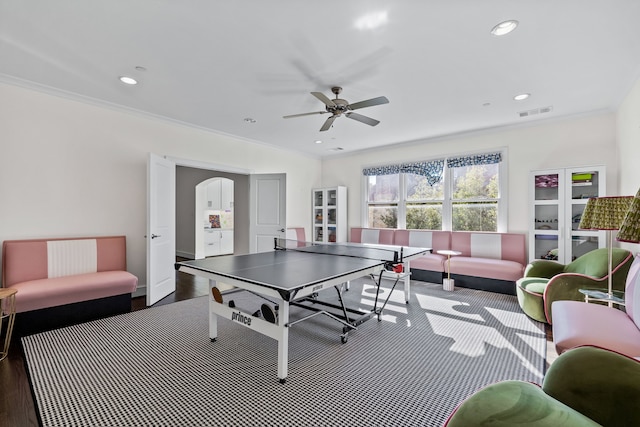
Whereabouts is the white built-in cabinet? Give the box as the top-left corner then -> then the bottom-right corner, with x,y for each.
529,166 -> 606,263
204,229 -> 234,257
204,178 -> 233,256
207,179 -> 233,210
313,186 -> 347,243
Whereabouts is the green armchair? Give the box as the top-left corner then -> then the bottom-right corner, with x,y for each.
445,346 -> 640,426
516,248 -> 633,324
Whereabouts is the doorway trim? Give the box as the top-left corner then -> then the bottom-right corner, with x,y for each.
167,156 -> 251,175
195,177 -> 234,259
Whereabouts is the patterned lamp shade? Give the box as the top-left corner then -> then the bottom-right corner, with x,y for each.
617,189 -> 640,243
578,195 -> 634,231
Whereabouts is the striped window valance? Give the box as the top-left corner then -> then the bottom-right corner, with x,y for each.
447,152 -> 502,168
362,159 -> 445,186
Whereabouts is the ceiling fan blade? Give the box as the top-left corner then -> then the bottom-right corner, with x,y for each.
283,111 -> 326,119
320,115 -> 338,131
348,96 -> 389,110
311,92 -> 337,108
345,112 -> 380,127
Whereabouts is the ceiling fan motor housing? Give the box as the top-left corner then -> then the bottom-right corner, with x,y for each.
327,98 -> 350,115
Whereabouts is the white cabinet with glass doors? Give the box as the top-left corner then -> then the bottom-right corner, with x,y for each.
529,166 -> 605,263
313,186 -> 347,243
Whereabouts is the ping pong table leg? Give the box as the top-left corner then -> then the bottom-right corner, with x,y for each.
404,274 -> 411,304
402,261 -> 411,304
209,280 -> 218,342
277,300 -> 290,383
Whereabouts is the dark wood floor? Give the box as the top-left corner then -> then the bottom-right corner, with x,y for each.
0,267 -> 209,427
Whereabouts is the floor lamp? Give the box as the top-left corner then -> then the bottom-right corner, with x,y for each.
617,189 -> 640,245
578,195 -> 634,303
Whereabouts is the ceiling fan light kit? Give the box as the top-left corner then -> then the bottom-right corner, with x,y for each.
283,86 -> 389,132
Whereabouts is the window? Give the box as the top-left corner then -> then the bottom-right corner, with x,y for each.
367,174 -> 399,228
405,173 -> 444,230
450,163 -> 499,231
364,152 -> 505,231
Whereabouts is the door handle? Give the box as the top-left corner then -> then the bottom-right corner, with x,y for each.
151,234 -> 162,239
278,228 -> 285,233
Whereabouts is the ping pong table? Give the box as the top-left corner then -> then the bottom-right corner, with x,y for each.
175,239 -> 430,382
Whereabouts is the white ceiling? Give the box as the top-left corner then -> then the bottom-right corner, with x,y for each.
2,1 -> 640,158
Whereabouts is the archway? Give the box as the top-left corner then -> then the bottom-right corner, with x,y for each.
194,177 -> 234,259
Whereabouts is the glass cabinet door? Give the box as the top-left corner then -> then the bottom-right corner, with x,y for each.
313,190 -> 325,243
531,171 -> 564,262
566,168 -> 603,262
529,167 -> 605,263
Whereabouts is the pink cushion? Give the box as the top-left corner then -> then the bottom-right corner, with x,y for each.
450,232 -> 526,266
393,230 -> 451,252
625,254 -> 640,328
448,257 -> 525,281
9,271 -> 138,313
2,240 -> 48,287
350,228 -> 363,243
349,228 -> 394,245
552,300 -> 640,358
409,253 -> 446,272
286,227 -> 306,243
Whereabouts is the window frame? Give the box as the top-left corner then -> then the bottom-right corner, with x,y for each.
362,150 -> 508,232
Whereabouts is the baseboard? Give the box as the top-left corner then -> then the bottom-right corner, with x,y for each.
450,274 -> 516,295
176,250 -> 194,259
410,268 -> 443,284
408,268 -> 516,295
132,285 -> 146,298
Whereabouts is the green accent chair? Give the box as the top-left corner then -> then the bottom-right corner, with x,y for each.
445,346 -> 640,427
516,248 -> 633,324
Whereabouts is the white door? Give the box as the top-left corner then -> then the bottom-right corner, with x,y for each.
249,173 -> 286,253
147,153 -> 176,306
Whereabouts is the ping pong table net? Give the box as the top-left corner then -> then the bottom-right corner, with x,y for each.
274,238 -> 404,272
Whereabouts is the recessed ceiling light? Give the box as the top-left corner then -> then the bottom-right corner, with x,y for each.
355,11 -> 388,30
243,117 -> 256,123
314,140 -> 322,144
514,93 -> 530,101
491,20 -> 519,36
119,76 -> 138,85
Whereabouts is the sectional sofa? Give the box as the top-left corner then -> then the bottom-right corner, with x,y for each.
350,228 -> 526,295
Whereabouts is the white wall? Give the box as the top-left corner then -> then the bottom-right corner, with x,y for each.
321,113 -> 619,236
618,75 -> 640,195
616,74 -> 640,254
0,83 -> 321,286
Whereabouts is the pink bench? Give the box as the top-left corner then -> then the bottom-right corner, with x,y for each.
350,228 -> 526,295
2,236 -> 138,335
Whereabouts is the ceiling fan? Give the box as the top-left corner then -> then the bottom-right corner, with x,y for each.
283,87 -> 389,131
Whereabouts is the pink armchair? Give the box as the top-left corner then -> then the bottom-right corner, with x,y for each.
552,253 -> 640,358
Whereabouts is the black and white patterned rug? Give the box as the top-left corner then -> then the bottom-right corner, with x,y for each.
22,280 -> 546,427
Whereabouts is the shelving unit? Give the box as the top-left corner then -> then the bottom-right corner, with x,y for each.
313,186 -> 347,243
529,166 -> 606,263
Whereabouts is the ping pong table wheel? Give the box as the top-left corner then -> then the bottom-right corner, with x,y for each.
341,327 -> 350,344
261,304 -> 278,324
